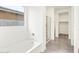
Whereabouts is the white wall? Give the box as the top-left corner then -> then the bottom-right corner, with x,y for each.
69,7 -> 74,46
0,26 -> 30,52
28,6 -> 45,42
59,12 -> 68,22
0,7 -> 32,52
74,6 -> 79,53
54,9 -> 59,37
59,22 -> 68,34
46,7 -> 54,40
27,6 -> 46,52
46,15 -> 51,40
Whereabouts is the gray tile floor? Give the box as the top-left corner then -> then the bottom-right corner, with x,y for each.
44,35 -> 74,53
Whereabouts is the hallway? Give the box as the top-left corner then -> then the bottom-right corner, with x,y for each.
44,35 -> 74,53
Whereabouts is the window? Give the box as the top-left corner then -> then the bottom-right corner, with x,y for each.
0,6 -> 24,26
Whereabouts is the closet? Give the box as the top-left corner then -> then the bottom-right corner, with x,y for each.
58,12 -> 69,36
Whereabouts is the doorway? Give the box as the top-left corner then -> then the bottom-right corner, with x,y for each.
44,6 -> 74,53
58,12 -> 69,38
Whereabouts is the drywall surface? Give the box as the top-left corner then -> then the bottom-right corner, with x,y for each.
0,7 -> 31,52
59,22 -> 68,34
74,6 -> 79,52
46,7 -> 54,40
28,6 -> 46,43
27,6 -> 46,52
70,7 -> 74,46
46,16 -> 51,41
0,26 -> 31,52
